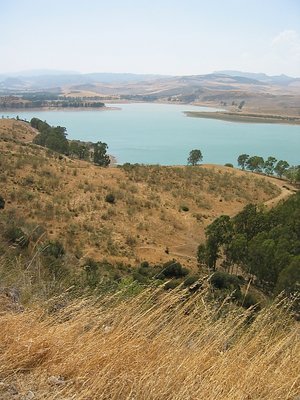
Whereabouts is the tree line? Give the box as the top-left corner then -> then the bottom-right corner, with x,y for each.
31,117 -> 110,166
237,153 -> 300,183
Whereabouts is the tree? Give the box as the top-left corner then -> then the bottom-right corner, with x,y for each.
69,141 -> 89,160
237,154 -> 249,170
205,215 -> 233,270
246,156 -> 264,172
274,160 -> 290,178
187,149 -> 203,166
197,243 -> 209,268
275,256 -> 300,295
238,100 -> 245,110
264,156 -> 277,175
93,142 -> 110,167
284,165 -> 300,184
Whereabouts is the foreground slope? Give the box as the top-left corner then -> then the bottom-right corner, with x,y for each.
0,288 -> 299,400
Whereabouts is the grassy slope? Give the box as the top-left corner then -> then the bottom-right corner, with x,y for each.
0,119 -> 283,269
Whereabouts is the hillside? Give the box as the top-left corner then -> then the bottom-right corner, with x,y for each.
0,119 -> 285,271
0,119 -> 299,399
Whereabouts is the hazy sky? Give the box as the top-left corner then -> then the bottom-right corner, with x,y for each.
1,0 -> 300,76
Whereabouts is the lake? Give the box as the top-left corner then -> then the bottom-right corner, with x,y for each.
4,103 -> 300,165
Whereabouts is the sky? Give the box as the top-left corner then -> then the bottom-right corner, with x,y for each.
1,0 -> 300,77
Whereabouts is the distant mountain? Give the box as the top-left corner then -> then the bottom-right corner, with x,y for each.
216,70 -> 300,85
0,72 -> 170,90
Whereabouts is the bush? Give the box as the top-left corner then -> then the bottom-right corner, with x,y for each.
225,163 -> 234,168
164,280 -> 180,290
242,293 -> 261,309
180,205 -> 189,212
105,193 -> 115,204
183,275 -> 199,287
210,271 -> 240,290
0,195 -> 5,209
5,226 -> 29,248
42,240 -> 65,258
158,260 -> 189,279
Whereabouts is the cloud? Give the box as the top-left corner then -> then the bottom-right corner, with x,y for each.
271,30 -> 300,48
268,30 -> 300,76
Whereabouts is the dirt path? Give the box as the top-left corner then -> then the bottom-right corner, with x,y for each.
262,179 -> 298,208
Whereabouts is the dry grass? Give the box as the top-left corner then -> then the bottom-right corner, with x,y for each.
0,124 -> 284,269
0,119 -> 37,142
0,286 -> 299,399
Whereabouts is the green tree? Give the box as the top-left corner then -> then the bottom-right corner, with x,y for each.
233,204 -> 266,240
237,154 -> 249,170
69,141 -> 89,160
197,243 -> 209,268
93,142 -> 110,167
248,235 -> 277,287
187,149 -> 203,166
275,256 -> 300,295
274,160 -> 290,178
264,156 -> 277,175
246,156 -> 265,172
205,215 -> 233,270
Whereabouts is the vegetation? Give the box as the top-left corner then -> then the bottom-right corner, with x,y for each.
0,286 -> 299,399
0,93 -> 105,109
237,153 -> 297,182
187,149 -> 203,165
31,117 -> 110,166
0,118 -> 299,398
0,195 -> 4,209
93,141 -> 110,166
198,193 -> 300,301
32,118 -> 69,155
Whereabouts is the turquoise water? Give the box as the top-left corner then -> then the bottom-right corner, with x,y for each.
4,103 -> 300,165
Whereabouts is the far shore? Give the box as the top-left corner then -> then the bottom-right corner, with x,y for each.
0,105 -> 121,113
184,111 -> 300,125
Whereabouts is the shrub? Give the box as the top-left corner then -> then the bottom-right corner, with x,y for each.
242,293 -> 261,309
42,240 -> 65,258
183,275 -> 199,287
0,195 -> 5,209
105,193 -> 115,204
210,271 -> 240,290
225,163 -> 234,168
179,205 -> 189,212
5,226 -> 29,248
158,260 -> 189,279
164,280 -> 180,290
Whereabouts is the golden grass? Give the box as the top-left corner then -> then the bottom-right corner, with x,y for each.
0,286 -> 299,399
0,130 -> 284,268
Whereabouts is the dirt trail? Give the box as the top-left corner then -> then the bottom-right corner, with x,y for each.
263,179 -> 297,208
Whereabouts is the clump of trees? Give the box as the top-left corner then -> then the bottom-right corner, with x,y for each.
32,118 -> 69,155
237,153 -> 299,182
31,118 -> 110,167
197,192 -> 300,298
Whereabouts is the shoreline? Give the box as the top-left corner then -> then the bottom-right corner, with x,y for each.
184,111 -> 300,125
0,105 -> 121,113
